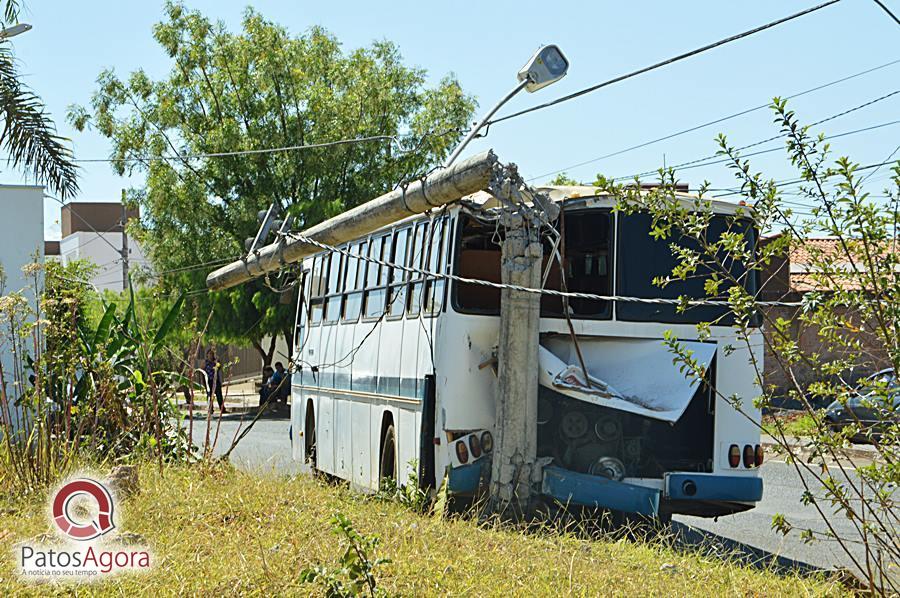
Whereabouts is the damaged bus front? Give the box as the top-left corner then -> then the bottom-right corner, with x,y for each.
439,188 -> 763,520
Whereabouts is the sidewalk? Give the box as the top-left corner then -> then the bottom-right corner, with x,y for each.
760,433 -> 882,462
179,380 -> 290,416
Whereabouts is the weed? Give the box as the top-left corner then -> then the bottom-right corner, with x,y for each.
300,512 -> 392,597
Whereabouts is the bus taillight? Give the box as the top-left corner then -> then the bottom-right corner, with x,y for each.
469,433 -> 482,459
755,444 -> 764,467
743,444 -> 755,468
728,444 -> 740,468
481,431 -> 493,453
456,440 -> 469,464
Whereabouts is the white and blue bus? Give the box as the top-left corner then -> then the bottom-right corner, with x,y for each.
291,186 -> 764,519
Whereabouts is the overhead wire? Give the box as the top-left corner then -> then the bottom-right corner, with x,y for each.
612,89 -> 900,181
284,229 -> 805,308
45,193 -> 124,255
871,0 -> 900,25
71,127 -> 465,165
528,57 -> 900,182
486,0 -> 843,127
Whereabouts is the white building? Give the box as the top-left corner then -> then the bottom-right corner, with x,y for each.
57,202 -> 149,291
0,184 -> 44,430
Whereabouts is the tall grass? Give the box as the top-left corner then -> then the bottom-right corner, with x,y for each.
0,260 -> 193,495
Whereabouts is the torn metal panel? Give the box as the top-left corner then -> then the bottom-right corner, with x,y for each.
538,337 -> 716,423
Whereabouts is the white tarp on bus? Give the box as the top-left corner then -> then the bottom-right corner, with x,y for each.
538,336 -> 717,423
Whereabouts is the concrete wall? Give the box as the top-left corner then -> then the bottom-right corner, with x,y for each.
762,304 -> 890,406
0,184 -> 44,429
59,230 -> 149,291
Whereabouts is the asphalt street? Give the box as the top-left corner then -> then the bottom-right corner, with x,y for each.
185,412 -> 893,581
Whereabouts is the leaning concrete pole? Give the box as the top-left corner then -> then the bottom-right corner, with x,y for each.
490,214 -> 543,517
206,150 -> 499,291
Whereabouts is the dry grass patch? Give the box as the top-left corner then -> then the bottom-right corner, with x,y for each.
0,463 -> 845,596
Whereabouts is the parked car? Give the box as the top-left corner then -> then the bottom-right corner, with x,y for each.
824,368 -> 900,441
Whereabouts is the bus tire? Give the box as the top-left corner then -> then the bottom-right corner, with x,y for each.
379,424 -> 397,489
305,402 -> 317,472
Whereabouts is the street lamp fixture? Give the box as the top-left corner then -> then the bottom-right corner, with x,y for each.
0,23 -> 32,39
444,44 -> 569,167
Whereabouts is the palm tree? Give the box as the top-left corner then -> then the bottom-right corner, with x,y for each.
0,0 -> 77,198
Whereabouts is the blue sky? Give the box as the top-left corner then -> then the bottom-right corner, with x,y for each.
7,0 -> 899,239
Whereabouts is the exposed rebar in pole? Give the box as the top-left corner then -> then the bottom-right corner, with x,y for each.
487,168 -> 555,518
490,214 -> 543,517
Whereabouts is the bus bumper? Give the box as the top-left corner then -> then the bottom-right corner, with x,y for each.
665,472 -> 763,502
539,467 -> 763,518
541,466 -> 660,516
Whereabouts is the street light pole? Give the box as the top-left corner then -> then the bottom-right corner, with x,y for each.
444,79 -> 528,168
444,44 -> 569,168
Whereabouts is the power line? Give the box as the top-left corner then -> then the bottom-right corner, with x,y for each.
612,89 -> 900,181
861,143 -> 900,184
72,128 -> 462,164
148,256 -> 243,278
615,118 -> 900,182
709,159 -> 900,198
284,230 -> 804,308
529,58 -> 900,182
486,0 -> 843,127
45,193 -> 123,255
871,0 -> 900,25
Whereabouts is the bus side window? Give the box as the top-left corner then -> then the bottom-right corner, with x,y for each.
343,241 -> 365,322
407,221 -> 429,316
309,255 -> 325,325
323,250 -> 343,323
424,218 -> 446,314
294,269 -> 309,356
388,227 -> 410,318
363,234 -> 389,318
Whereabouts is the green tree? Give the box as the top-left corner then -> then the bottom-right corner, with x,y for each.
69,1 -> 475,363
0,0 -> 77,198
547,172 -> 580,186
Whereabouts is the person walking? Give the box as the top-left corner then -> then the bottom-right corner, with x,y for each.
204,349 -> 228,414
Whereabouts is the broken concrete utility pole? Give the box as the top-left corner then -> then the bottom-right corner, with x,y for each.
490,213 -> 543,517
206,150 -> 499,291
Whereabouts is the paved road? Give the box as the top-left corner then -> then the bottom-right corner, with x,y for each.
186,413 -> 890,581
675,461 -> 879,578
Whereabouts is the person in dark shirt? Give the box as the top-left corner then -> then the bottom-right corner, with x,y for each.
203,349 -> 227,414
259,365 -> 274,407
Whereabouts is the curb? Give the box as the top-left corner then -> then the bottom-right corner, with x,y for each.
760,439 -> 880,462
178,403 -> 290,417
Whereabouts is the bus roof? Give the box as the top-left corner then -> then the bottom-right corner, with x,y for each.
461,185 -> 754,218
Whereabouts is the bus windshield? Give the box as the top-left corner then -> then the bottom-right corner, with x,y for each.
616,212 -> 759,326
453,208 -> 758,327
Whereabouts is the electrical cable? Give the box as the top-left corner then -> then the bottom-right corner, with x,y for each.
45,193 -> 125,255
529,57 -> 900,182
72,128 -> 463,165
872,0 -> 900,25
285,230 -> 805,308
486,0 -> 843,127
613,89 -> 900,181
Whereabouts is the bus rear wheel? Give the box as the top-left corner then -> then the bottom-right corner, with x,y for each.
305,405 -> 317,472
379,424 -> 396,489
